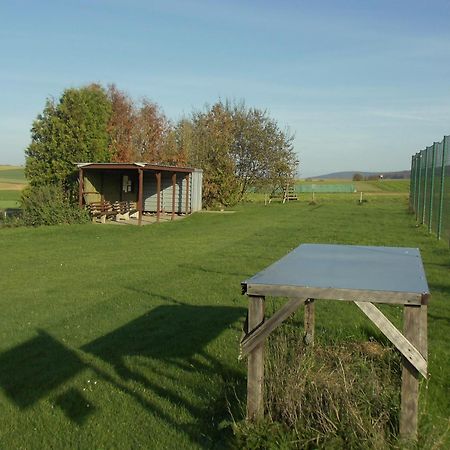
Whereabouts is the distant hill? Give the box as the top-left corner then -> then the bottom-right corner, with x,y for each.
310,170 -> 410,180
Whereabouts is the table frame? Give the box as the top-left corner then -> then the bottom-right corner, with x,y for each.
240,247 -> 429,441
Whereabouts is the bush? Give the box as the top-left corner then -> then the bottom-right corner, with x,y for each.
20,185 -> 89,226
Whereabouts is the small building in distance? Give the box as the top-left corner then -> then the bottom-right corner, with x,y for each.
76,162 -> 203,222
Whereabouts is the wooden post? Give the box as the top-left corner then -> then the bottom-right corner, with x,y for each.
247,295 -> 265,421
400,304 -> 423,441
156,172 -> 161,223
185,174 -> 190,215
138,169 -> 143,226
420,304 -> 428,361
304,298 -> 315,345
171,173 -> 176,221
78,168 -> 84,207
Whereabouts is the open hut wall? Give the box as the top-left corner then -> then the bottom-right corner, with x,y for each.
80,164 -> 203,214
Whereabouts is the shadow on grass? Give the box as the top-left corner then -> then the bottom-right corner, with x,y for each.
82,302 -> 246,445
0,330 -> 86,408
54,388 -> 96,426
0,302 -> 246,447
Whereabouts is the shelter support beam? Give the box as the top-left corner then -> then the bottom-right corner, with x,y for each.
247,295 -> 265,421
171,173 -> 176,221
156,172 -> 161,222
138,168 -> 143,226
78,168 -> 84,207
185,174 -> 190,214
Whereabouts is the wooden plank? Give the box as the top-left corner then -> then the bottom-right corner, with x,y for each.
245,283 -> 423,305
355,302 -> 427,378
399,305 -> 422,440
247,295 -> 265,421
240,297 -> 305,358
304,298 -> 315,345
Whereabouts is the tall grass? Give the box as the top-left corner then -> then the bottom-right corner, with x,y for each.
234,314 -> 403,449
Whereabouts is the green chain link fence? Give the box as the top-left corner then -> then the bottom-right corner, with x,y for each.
410,135 -> 450,244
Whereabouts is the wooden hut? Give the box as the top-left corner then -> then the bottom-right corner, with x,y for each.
76,163 -> 203,224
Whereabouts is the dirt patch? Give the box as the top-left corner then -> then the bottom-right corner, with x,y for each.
0,183 -> 26,191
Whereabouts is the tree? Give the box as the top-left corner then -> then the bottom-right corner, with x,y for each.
230,103 -> 297,197
106,85 -> 173,163
25,84 -> 112,193
352,173 -> 364,181
133,99 -> 170,162
107,84 -> 135,162
178,101 -> 298,207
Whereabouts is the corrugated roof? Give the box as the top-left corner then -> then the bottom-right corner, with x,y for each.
75,162 -> 201,173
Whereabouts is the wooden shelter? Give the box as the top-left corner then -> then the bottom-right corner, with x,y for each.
240,243 -> 429,441
76,163 -> 203,224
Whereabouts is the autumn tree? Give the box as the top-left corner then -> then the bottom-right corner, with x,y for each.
107,84 -> 135,162
25,84 -> 112,193
107,85 -> 174,163
177,101 -> 298,207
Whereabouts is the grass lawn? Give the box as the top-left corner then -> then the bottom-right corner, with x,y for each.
0,190 -> 21,209
0,195 -> 448,448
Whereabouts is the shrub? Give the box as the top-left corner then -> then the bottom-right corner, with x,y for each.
20,185 -> 89,226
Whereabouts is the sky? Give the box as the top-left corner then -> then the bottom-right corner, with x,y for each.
1,0 -> 449,177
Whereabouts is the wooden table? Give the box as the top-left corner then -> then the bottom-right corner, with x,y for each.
240,243 -> 429,440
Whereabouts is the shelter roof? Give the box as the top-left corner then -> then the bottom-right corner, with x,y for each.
75,162 -> 198,173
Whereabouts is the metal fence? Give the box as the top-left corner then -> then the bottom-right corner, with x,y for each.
296,184 -> 356,193
410,135 -> 450,243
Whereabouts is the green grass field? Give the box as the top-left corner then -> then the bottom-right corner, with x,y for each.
0,195 -> 448,448
0,166 -> 26,185
0,166 -> 25,209
298,178 -> 410,193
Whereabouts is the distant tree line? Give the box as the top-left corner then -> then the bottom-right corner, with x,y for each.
25,84 -> 298,209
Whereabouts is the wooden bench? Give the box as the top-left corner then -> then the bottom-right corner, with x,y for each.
88,201 -> 117,223
112,201 -> 139,221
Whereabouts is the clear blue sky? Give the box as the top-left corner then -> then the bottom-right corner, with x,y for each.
1,0 -> 449,177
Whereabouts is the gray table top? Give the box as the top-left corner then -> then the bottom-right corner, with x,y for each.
243,244 -> 429,295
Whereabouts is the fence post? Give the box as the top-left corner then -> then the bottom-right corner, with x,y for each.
416,152 -> 422,222
437,136 -> 448,240
415,153 -> 420,217
414,152 -> 420,221
410,155 -> 416,211
428,143 -> 436,233
421,148 -> 430,224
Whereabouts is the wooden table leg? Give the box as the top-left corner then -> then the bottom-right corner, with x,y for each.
247,295 -> 265,421
304,298 -> 315,345
400,304 -> 424,440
